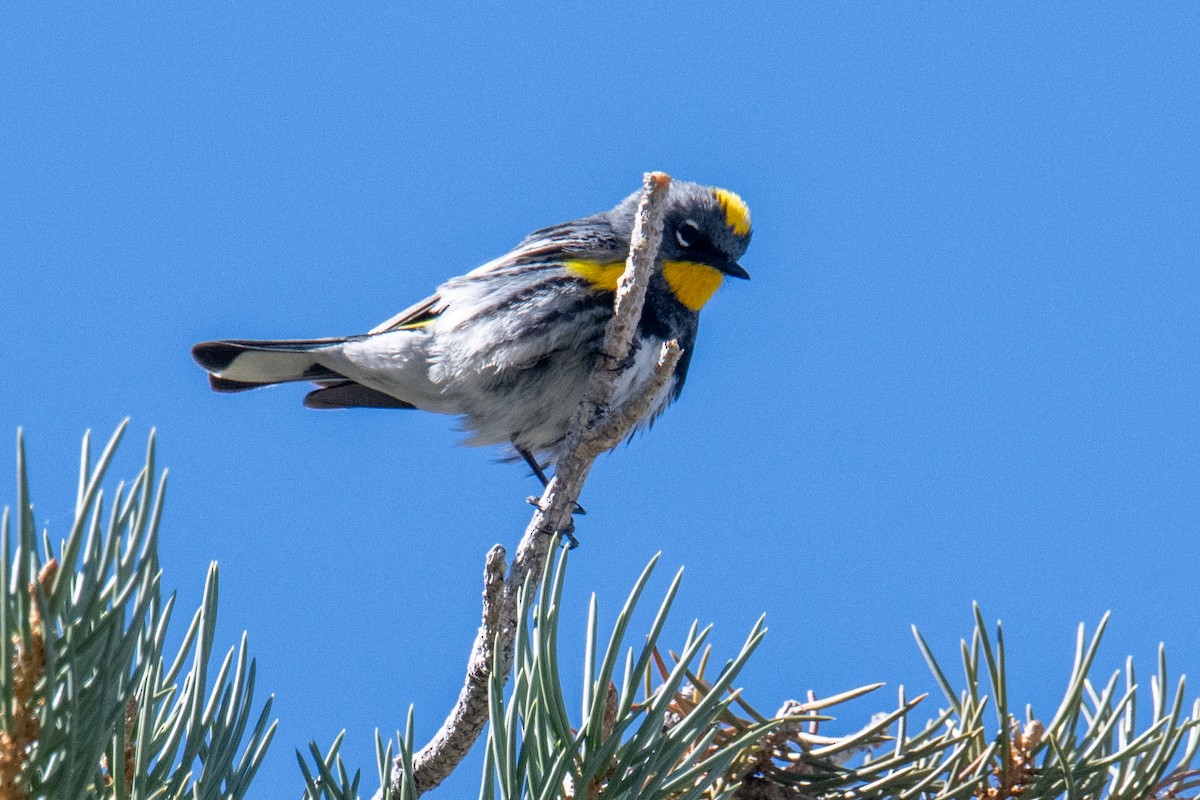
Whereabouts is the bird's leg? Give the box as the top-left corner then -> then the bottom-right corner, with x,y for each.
518,446 -> 554,488
517,446 -> 586,538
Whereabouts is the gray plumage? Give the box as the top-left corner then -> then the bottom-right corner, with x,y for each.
192,180 -> 751,460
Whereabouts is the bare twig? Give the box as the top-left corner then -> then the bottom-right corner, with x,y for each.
403,545 -> 506,787
386,172 -> 675,797
588,341 -> 682,452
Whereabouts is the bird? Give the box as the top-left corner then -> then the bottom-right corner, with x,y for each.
192,180 -> 751,487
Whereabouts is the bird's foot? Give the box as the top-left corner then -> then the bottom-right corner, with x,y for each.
558,522 -> 580,549
524,497 -> 580,546
526,495 -> 587,516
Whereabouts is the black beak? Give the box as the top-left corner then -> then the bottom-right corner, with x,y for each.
720,260 -> 750,280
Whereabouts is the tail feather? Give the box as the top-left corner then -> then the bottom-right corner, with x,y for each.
209,375 -> 275,393
304,381 -> 416,410
191,338 -> 349,388
192,336 -> 419,411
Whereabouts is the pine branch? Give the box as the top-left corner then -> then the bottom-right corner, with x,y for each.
377,171 -> 677,797
0,424 -> 277,800
309,543 -> 1200,800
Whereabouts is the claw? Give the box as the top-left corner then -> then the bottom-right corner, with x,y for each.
517,445 -> 584,533
559,523 -> 580,549
525,495 -> 586,516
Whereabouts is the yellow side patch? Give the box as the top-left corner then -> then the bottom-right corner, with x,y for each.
712,188 -> 752,236
663,260 -> 724,311
564,259 -> 626,290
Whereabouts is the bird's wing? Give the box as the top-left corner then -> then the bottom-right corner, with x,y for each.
370,294 -> 442,334
370,215 -> 623,335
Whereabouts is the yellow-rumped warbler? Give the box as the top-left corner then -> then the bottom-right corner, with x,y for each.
192,180 -> 751,483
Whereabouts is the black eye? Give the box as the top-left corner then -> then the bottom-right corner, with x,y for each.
675,220 -> 701,248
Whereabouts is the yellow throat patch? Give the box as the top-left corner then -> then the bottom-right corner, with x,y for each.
565,259 -> 724,312
662,261 -> 724,311
712,188 -> 751,236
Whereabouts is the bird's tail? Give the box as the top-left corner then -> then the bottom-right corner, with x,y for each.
191,338 -> 350,392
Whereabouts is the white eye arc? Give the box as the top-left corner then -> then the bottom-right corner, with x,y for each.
675,220 -> 700,248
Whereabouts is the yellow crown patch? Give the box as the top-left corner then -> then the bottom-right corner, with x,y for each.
712,188 -> 751,236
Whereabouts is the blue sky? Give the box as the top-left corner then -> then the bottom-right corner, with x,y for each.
3,2 -> 1199,795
